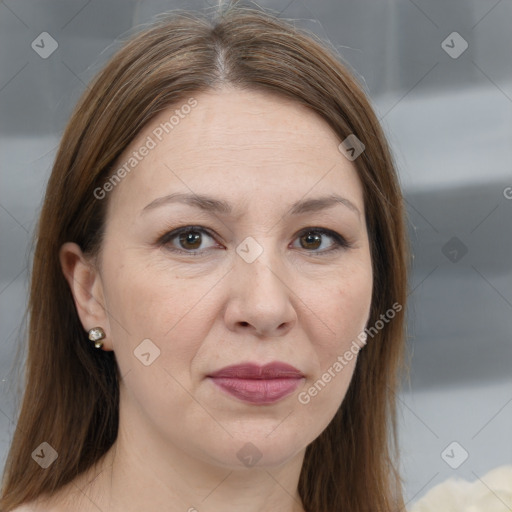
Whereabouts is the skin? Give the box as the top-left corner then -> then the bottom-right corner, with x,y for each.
48,87 -> 373,512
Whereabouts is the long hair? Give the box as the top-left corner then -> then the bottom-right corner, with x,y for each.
0,4 -> 409,511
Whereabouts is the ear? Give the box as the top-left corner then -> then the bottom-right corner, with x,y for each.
59,242 -> 112,351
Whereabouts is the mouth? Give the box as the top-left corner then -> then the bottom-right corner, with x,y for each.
207,362 -> 305,405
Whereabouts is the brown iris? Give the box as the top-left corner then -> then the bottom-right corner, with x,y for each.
300,231 -> 322,250
179,230 -> 202,250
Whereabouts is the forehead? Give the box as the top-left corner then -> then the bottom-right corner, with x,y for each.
105,87 -> 364,218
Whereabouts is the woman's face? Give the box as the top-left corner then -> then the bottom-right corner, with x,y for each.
83,88 -> 373,469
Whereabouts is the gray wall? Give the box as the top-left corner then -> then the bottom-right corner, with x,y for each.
1,0 -> 511,507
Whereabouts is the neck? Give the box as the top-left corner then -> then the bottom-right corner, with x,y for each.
58,409 -> 307,512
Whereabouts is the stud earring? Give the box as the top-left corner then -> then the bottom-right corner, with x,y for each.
88,327 -> 106,349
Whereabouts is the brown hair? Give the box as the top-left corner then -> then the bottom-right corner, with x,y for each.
1,3 -> 409,511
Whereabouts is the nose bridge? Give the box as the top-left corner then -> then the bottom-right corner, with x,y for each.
235,235 -> 288,301
226,235 -> 296,336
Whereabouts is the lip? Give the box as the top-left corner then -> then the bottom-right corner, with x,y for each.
208,362 -> 304,405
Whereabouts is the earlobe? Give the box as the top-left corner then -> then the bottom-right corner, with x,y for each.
59,242 -> 111,349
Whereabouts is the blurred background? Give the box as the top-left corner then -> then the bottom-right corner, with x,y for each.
0,0 -> 511,507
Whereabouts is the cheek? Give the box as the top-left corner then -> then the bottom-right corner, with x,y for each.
310,261 -> 373,359
102,253 -> 221,369
101,256 -> 217,420
296,268 -> 372,431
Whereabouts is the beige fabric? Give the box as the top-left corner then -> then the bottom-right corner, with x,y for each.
409,465 -> 512,512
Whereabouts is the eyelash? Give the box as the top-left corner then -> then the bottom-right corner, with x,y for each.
156,225 -> 352,257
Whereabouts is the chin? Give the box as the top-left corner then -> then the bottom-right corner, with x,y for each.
197,430 -> 308,471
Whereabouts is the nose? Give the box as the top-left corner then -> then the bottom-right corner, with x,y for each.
223,252 -> 297,339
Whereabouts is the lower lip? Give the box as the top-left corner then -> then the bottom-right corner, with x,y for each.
209,377 -> 303,404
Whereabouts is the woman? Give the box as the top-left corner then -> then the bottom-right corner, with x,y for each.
0,3 -> 409,511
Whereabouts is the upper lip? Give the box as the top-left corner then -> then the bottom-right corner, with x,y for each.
208,362 -> 304,379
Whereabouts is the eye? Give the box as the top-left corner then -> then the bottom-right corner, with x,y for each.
291,228 -> 351,254
158,226 -> 219,255
157,225 -> 351,256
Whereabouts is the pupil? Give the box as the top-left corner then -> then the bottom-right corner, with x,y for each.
180,231 -> 201,249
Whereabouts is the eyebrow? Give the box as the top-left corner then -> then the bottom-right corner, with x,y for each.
141,192 -> 361,219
